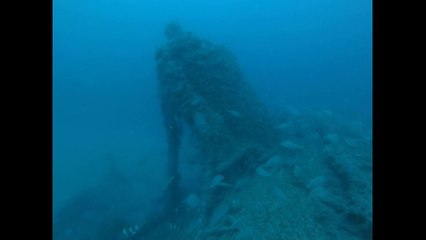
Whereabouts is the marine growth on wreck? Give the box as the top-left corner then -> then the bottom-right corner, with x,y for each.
148,23 -> 372,240
53,23 -> 372,240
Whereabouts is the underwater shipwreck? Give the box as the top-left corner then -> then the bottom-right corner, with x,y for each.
53,23 -> 372,240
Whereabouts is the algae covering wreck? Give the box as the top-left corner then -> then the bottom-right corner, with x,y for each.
53,23 -> 372,240
149,23 -> 372,240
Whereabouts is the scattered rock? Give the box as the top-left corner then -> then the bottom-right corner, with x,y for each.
210,174 -> 233,188
210,175 -> 224,188
183,194 -> 200,208
280,140 -> 304,150
276,123 -> 291,129
256,166 -> 272,177
262,155 -> 285,169
306,176 -> 327,189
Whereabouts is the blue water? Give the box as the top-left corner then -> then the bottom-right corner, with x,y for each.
53,0 -> 372,239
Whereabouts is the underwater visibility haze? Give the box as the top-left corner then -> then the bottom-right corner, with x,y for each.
53,0 -> 372,239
